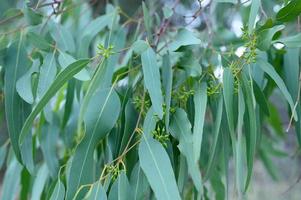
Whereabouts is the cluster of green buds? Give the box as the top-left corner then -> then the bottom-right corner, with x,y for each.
133,95 -> 151,116
105,163 -> 123,181
152,122 -> 169,148
229,61 -> 240,94
241,26 -> 257,64
172,86 -> 194,106
97,44 -> 115,58
207,80 -> 221,97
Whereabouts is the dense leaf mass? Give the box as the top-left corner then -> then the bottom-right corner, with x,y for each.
0,0 -> 301,199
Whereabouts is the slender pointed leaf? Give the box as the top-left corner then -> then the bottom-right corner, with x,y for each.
19,59 -> 90,144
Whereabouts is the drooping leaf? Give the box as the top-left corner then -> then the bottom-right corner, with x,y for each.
58,51 -> 90,81
108,171 -> 133,200
223,68 -> 235,145
40,124 -> 59,178
241,73 -> 256,191
84,181 -> 107,200
235,86 -> 245,197
19,59 -> 90,144
77,27 -> 125,133
162,53 -> 173,130
4,35 -> 31,162
50,179 -> 65,200
138,136 -> 181,200
257,25 -> 285,50
192,82 -> 207,162
130,163 -> 149,200
26,32 -> 52,51
31,164 -> 49,200
283,48 -> 301,144
141,47 -> 164,119
256,58 -> 297,121
16,59 -> 39,104
37,52 -> 57,101
66,88 -> 121,200
0,156 -> 22,200
132,40 -> 148,55
142,2 -> 152,42
49,21 -> 76,53
252,80 -> 270,116
77,7 -> 117,57
169,108 -> 203,193
205,95 -> 223,179
248,0 -> 260,33
169,28 -> 202,51
0,143 -> 8,169
119,101 -> 138,154
276,0 -> 301,22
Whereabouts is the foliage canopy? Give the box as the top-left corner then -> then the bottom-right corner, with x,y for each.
0,0 -> 301,199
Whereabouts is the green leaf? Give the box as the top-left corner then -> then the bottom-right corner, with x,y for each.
205,95 -> 223,179
58,52 -> 90,81
40,124 -> 59,178
119,101 -> 138,154
142,2 -> 152,42
283,48 -> 301,144
248,0 -> 260,33
130,163 -> 149,200
141,47 -> 164,119
84,181 -> 107,200
163,6 -> 173,18
31,164 -> 49,200
50,179 -> 66,200
252,80 -> 270,116
20,134 -> 34,174
16,59 -> 39,104
274,33 -> 301,48
178,52 -> 202,77
257,25 -> 285,50
169,28 -> 202,51
142,107 -> 158,139
276,0 -> 301,22
256,58 -> 297,121
19,59 -> 90,144
241,73 -> 256,191
24,7 -> 43,25
162,54 -> 173,130
0,143 -> 7,169
0,156 -> 22,200
108,171 -> 133,200
26,32 -> 52,51
192,82 -> 207,162
66,88 -> 121,200
138,136 -> 181,200
235,86 -> 245,196
37,52 -> 57,101
5,35 -> 31,162
78,28 -> 126,133
78,11 -> 114,57
131,40 -> 148,54
223,68 -> 235,144
169,108 -> 203,193
49,21 -> 76,53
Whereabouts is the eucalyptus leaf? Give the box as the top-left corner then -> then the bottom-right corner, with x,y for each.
19,59 -> 90,144
141,47 -> 164,119
139,136 -> 181,200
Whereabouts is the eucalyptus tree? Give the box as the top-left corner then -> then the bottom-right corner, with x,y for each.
0,0 -> 301,199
